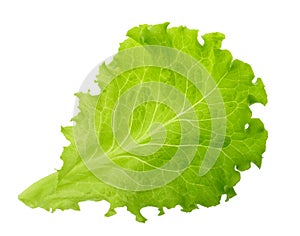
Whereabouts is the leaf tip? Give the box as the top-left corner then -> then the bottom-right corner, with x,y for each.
202,32 -> 225,49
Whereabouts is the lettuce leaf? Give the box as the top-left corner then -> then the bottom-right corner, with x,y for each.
19,23 -> 268,222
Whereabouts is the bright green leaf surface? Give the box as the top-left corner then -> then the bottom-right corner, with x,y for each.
19,23 -> 268,222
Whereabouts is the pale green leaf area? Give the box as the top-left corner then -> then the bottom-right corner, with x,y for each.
19,23 -> 267,222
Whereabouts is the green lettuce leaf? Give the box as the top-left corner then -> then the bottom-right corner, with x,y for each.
19,23 -> 268,222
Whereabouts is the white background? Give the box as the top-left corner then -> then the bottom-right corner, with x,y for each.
1,0 -> 299,235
